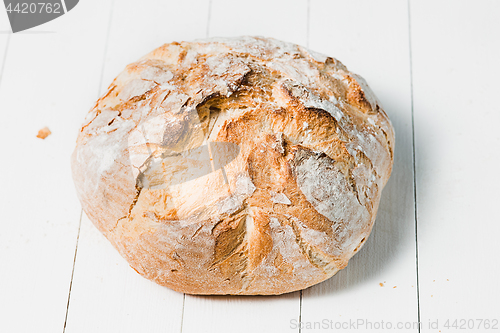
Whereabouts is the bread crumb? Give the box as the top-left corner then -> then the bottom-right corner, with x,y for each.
433,280 -> 435,282
379,283 -> 384,287
393,286 -> 397,288
37,127 -> 51,139
431,295 -> 433,297
447,279 -> 449,281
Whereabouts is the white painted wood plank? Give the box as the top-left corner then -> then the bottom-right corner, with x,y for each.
0,1 -> 112,332
100,0 -> 213,96
0,5 -> 10,77
181,1 -> 307,333
64,215 -> 184,333
208,0 -> 308,47
411,1 -> 500,331
0,4 -> 10,31
301,1 -> 419,331
184,293 -> 299,333
64,1 -> 210,332
0,35 -> 8,84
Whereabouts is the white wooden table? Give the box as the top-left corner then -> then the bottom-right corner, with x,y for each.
1,1 -> 499,332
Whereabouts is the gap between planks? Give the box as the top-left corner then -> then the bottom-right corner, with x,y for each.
62,210 -> 83,333
0,34 -> 11,89
62,1 -> 116,331
407,0 -> 421,332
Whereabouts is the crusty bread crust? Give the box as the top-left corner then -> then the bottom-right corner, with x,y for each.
71,36 -> 394,295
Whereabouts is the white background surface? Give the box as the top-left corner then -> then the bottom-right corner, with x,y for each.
0,1 -> 499,332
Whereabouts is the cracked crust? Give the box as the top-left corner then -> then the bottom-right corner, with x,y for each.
71,36 -> 394,295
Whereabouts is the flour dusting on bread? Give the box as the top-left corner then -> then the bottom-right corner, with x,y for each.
71,36 -> 394,295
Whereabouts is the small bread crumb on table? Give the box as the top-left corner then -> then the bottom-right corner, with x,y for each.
379,283 -> 384,287
36,127 -> 51,139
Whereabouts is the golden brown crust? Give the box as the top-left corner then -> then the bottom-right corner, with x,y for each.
71,36 -> 394,295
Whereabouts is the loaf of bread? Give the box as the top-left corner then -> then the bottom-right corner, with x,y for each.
71,36 -> 394,295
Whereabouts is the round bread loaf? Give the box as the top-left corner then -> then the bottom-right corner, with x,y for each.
71,36 -> 394,295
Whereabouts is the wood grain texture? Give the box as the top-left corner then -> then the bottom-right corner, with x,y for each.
181,1 -> 307,333
63,0 -> 210,332
0,1 -> 112,332
411,0 -> 500,330
300,1 -> 419,331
